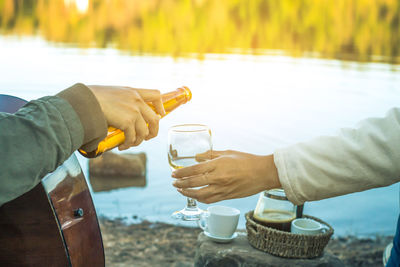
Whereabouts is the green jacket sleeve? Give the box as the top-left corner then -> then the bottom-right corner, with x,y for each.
0,83 -> 107,206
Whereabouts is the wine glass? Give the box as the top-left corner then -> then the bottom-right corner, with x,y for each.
168,124 -> 212,221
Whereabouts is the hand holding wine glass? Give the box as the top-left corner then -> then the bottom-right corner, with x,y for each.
168,124 -> 212,221
171,150 -> 281,204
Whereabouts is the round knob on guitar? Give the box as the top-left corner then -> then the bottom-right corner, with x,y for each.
74,208 -> 84,218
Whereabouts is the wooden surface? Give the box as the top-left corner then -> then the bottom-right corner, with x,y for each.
0,94 -> 70,266
0,184 -> 70,266
48,169 -> 105,267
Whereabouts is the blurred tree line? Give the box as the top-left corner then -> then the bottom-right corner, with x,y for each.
0,0 -> 399,63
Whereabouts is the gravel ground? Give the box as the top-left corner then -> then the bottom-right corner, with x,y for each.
99,217 -> 393,267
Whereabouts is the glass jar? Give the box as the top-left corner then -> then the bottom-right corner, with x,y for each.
253,189 -> 296,232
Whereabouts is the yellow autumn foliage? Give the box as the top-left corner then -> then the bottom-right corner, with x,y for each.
0,0 -> 399,63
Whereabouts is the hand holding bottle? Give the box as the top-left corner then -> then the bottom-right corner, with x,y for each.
87,85 -> 165,150
172,150 -> 281,204
82,85 -> 191,157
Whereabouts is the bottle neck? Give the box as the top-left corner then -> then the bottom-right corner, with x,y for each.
162,86 -> 191,104
149,86 -> 192,116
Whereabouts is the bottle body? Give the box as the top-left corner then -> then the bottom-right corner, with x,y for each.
79,86 -> 192,158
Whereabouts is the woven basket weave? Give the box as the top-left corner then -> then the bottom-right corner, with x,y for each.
246,211 -> 334,259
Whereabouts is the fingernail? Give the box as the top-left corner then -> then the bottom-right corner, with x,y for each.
177,188 -> 183,193
172,181 -> 177,187
171,172 -> 176,177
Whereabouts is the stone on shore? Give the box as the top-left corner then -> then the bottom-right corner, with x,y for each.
89,152 -> 146,192
195,232 -> 344,267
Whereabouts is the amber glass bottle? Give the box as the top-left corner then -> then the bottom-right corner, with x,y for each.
79,86 -> 192,158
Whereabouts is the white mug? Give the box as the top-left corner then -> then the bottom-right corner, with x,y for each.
198,205 -> 240,238
291,218 -> 327,235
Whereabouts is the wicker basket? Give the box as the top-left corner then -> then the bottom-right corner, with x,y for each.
245,211 -> 334,259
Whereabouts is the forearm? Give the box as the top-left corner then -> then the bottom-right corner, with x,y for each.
0,83 -> 107,206
274,108 -> 400,205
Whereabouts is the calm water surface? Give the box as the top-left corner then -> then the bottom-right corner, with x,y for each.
1,36 -> 399,236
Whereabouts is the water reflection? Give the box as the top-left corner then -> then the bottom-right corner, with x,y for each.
0,34 -> 399,235
0,0 -> 399,63
89,175 -> 146,192
88,152 -> 147,192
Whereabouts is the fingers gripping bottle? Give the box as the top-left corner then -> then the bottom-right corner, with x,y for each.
79,86 -> 192,158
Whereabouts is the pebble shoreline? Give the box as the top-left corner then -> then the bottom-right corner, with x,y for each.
99,217 -> 393,267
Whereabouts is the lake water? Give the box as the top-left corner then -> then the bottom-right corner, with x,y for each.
1,36 -> 399,236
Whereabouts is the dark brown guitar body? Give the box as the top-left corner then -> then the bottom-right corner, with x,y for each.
0,95 -> 105,266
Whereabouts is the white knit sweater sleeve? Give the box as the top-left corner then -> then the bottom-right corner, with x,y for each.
274,108 -> 400,205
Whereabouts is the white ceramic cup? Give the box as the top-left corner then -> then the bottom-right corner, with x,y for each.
291,218 -> 327,235
198,205 -> 240,238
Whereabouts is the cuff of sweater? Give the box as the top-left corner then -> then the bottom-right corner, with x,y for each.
44,96 -> 85,154
57,83 -> 107,152
273,148 -> 303,205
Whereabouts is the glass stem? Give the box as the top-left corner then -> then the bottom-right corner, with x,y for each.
187,197 -> 197,208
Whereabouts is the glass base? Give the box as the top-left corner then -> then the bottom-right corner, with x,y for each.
171,206 -> 203,221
